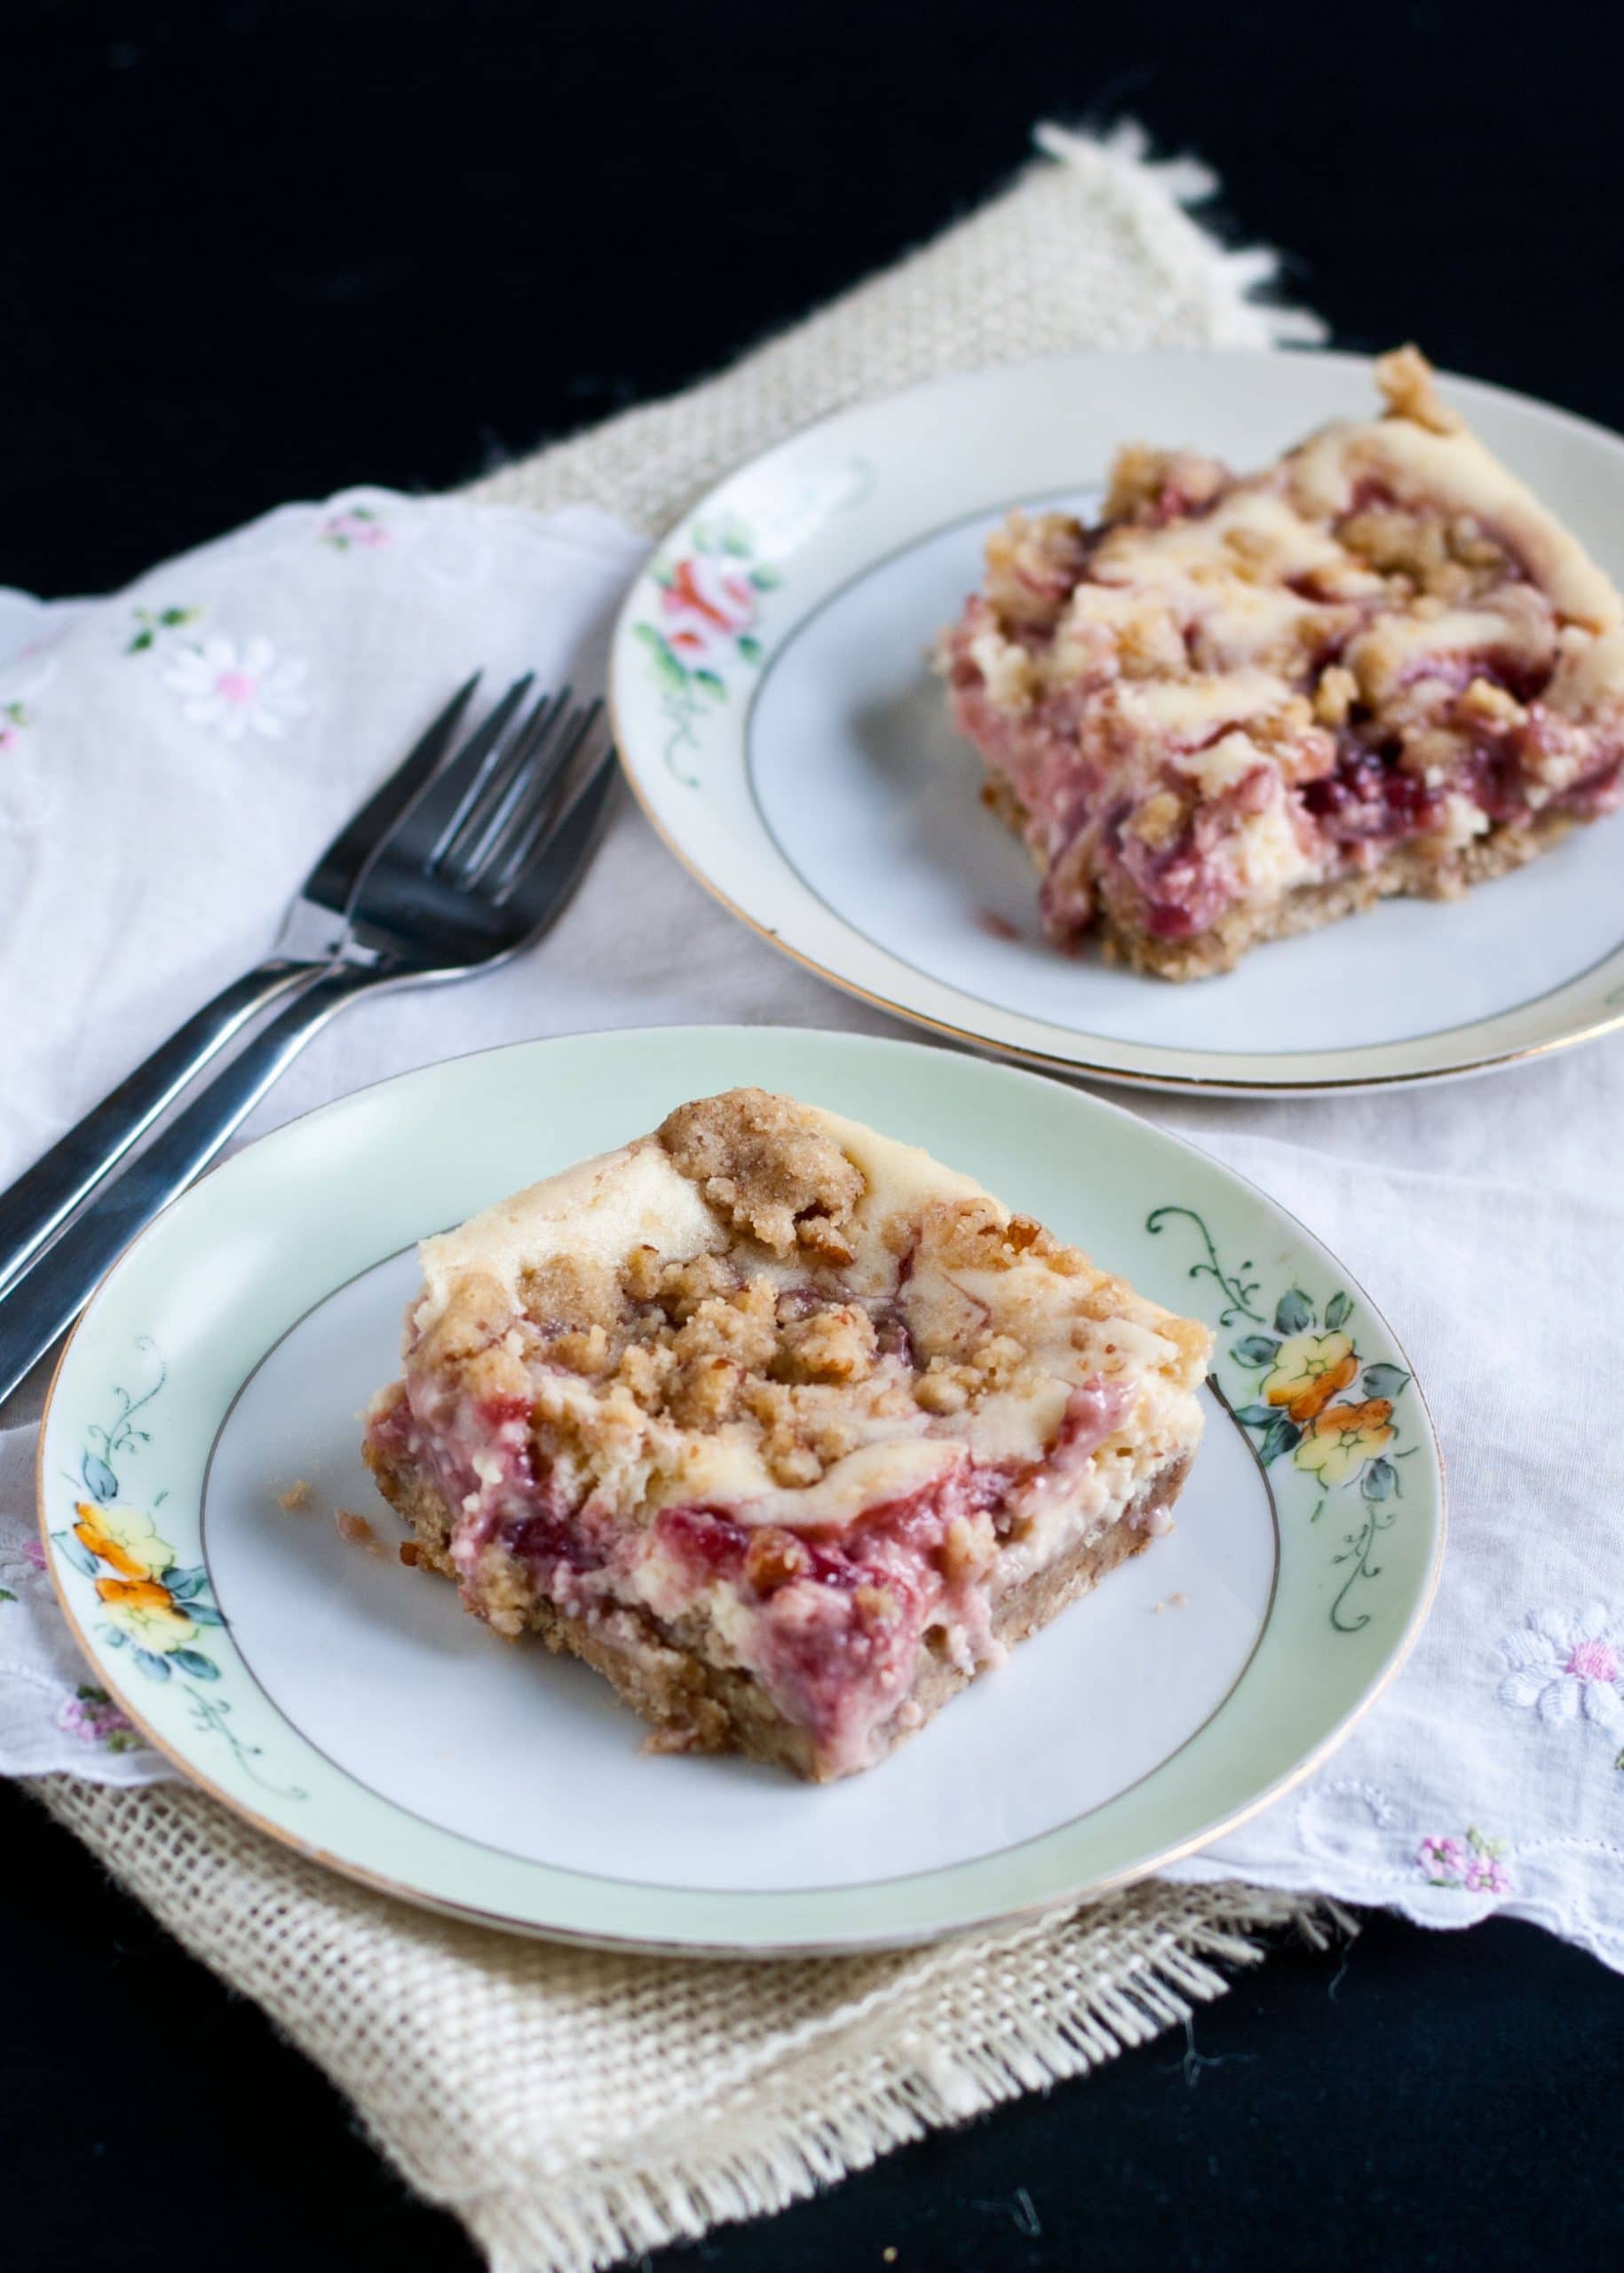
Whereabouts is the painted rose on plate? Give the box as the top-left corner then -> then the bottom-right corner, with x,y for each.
634,516 -> 779,783
659,553 -> 762,673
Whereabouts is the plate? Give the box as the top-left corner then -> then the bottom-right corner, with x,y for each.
40,1027 -> 1443,1952
609,350 -> 1624,1093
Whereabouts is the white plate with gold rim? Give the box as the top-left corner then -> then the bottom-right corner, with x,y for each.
608,351 -> 1624,1095
41,1029 -> 1442,1952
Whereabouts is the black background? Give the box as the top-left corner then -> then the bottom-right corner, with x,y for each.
4,3 -> 1623,2268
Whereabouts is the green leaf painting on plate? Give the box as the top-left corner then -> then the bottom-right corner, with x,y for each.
1148,1207 -> 1419,1635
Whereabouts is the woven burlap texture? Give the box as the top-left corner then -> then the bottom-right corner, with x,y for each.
36,123 -> 1328,2273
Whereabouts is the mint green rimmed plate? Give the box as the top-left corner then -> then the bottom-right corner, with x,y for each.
39,1027 -> 1443,1953
609,351 -> 1624,1094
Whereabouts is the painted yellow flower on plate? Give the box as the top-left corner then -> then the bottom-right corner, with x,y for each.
1294,1398 -> 1395,1486
1262,1332 -> 1359,1424
95,1576 -> 195,1653
74,1501 -> 175,1580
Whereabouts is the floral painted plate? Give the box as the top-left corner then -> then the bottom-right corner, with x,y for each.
609,351 -> 1624,1094
39,1027 -> 1443,1952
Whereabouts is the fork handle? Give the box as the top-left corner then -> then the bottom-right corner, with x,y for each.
0,961 -> 384,1408
0,956 -> 321,1301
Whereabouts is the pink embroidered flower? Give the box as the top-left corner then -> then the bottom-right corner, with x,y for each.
0,700 -> 27,751
55,1685 -> 139,1753
1567,1636 -> 1620,1683
321,506 -> 389,550
1417,1833 -> 1465,1881
1418,1826 -> 1511,1895
659,553 -> 759,671
164,635 -> 310,742
1498,1602 -> 1624,1733
22,1536 -> 46,1571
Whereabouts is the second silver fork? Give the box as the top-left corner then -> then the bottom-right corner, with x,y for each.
0,679 -> 614,1406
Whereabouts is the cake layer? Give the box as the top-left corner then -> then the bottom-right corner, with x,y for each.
368,1431 -> 1193,1780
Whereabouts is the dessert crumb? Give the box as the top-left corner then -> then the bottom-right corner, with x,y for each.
335,1508 -> 383,1555
276,1478 -> 312,1513
1169,1590 -> 1188,1607
976,907 -> 1019,941
399,1540 -> 421,1568
640,1725 -> 700,1757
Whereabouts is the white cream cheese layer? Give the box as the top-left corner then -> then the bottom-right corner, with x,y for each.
415,1142 -> 720,1333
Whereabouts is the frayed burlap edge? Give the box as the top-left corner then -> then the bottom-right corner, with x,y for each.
462,118 -> 1323,533
36,1779 -> 1345,2273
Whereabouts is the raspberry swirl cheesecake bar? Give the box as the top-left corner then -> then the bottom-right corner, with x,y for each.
939,348 -> 1624,978
363,1089 -> 1208,1781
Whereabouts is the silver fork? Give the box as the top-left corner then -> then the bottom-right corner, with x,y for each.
0,679 -> 614,1406
0,671 -> 490,1298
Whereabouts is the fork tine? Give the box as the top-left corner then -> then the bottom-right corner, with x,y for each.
487,713 -> 612,902
303,672 -> 480,911
384,673 -> 535,871
492,739 -> 618,915
455,694 -> 594,887
434,684 -> 571,879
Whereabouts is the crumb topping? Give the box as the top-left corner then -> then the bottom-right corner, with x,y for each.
656,1087 -> 864,1261
940,346 -> 1624,970
1374,343 -> 1462,435
386,1092 -> 1209,1527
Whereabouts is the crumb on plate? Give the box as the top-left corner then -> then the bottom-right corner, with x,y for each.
336,1508 -> 383,1554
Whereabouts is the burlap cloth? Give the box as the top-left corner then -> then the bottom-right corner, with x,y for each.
33,124 -> 1332,2272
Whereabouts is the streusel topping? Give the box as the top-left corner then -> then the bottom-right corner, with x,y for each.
940,346 -> 1624,968
400,1091 -> 1208,1527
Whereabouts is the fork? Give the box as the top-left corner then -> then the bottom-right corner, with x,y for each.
0,679 -> 614,1406
0,671 -> 489,1300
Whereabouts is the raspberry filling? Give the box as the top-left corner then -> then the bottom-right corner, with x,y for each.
646,1375 -> 1132,1777
368,1369 -> 1137,1778
653,1462 -> 1010,1773
950,614 -> 1624,946
941,359 -> 1624,963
